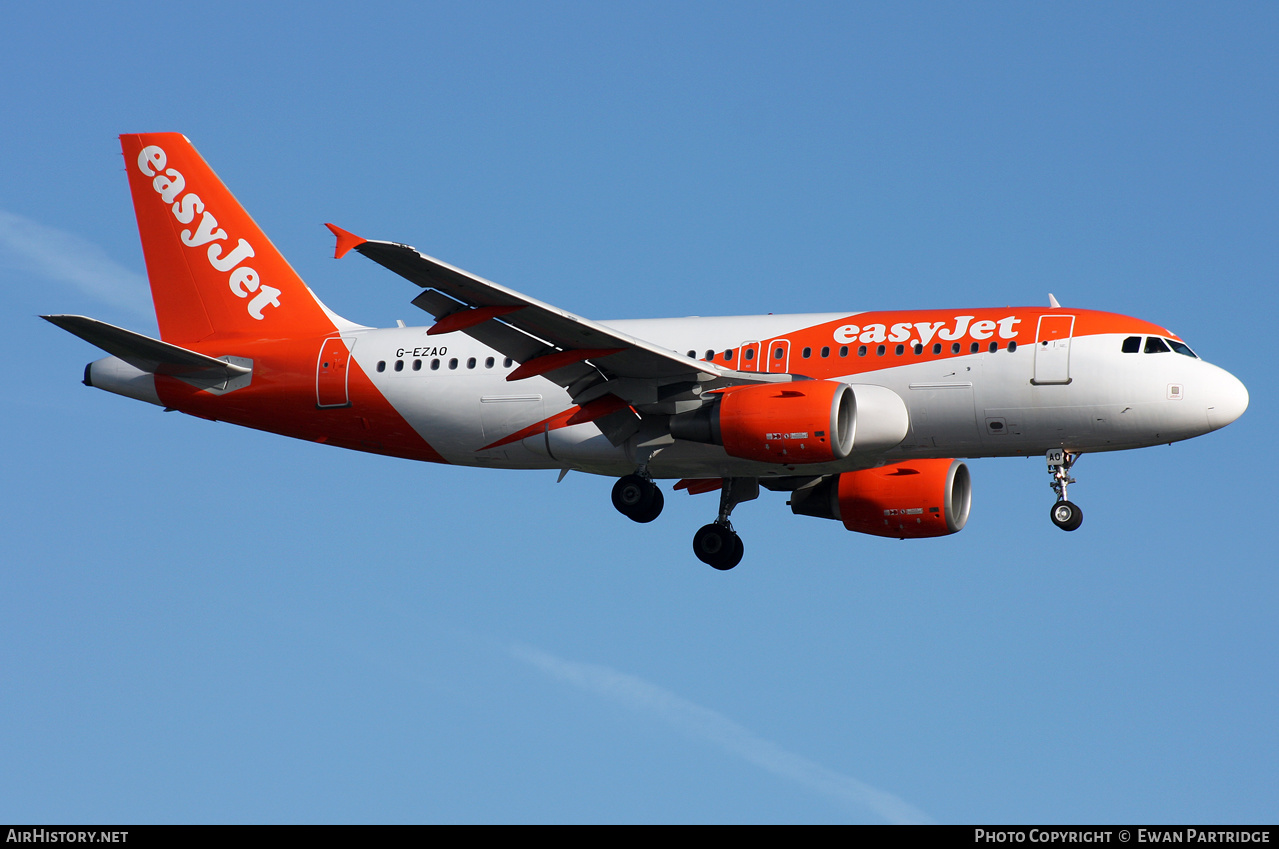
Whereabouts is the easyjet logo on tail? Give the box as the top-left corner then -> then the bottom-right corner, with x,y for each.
137,145 -> 281,320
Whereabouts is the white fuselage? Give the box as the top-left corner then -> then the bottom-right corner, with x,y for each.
346,312 -> 1247,479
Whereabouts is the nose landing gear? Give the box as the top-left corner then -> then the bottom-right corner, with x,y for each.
1050,499 -> 1083,531
1047,449 -> 1083,531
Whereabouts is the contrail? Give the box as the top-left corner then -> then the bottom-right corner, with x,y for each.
509,642 -> 930,823
0,209 -> 152,317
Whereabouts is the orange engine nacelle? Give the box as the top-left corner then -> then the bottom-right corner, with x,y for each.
719,381 -> 856,463
670,380 -> 856,464
789,458 -> 972,539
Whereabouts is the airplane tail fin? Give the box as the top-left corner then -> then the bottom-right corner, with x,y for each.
120,133 -> 354,344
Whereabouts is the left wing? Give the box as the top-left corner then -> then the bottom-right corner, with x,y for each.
326,226 -> 789,421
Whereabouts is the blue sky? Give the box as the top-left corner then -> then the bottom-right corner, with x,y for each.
2,2 -> 1275,823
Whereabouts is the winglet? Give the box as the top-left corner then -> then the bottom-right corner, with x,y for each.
325,223 -> 366,259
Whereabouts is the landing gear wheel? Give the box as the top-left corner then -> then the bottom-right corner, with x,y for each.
630,486 -> 664,523
693,523 -> 744,571
612,474 -> 662,523
1050,500 -> 1083,532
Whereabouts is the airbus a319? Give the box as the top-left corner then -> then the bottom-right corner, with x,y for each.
46,134 -> 1249,570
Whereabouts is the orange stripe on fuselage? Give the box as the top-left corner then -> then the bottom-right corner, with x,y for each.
701,308 -> 1175,378
154,336 -> 448,463
481,405 -> 582,451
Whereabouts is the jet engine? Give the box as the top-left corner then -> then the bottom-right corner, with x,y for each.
789,458 -> 972,538
669,381 -> 908,465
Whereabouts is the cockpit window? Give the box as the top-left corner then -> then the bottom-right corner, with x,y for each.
1166,338 -> 1198,358
1144,337 -> 1171,354
1122,336 -> 1141,353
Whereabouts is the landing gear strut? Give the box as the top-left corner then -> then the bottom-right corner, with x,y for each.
693,477 -> 758,571
1046,449 -> 1083,531
612,474 -> 664,523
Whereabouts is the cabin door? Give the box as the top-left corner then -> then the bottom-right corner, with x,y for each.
1032,315 -> 1074,385
316,337 -> 355,408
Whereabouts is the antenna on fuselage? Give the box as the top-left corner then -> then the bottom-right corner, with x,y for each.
1048,293 -> 1062,308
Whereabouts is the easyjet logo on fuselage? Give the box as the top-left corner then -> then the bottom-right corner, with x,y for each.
832,315 -> 1022,347
137,145 -> 281,320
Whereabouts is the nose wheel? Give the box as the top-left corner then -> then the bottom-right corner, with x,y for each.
1050,500 -> 1083,531
1046,449 -> 1083,532
612,474 -> 664,523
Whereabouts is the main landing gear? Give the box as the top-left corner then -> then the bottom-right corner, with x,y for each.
612,474 -> 664,523
692,478 -> 758,571
1046,449 -> 1083,532
609,473 -> 758,571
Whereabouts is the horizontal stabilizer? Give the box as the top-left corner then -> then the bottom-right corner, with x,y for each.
42,315 -> 250,380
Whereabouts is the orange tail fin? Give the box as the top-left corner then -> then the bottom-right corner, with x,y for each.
120,133 -> 351,344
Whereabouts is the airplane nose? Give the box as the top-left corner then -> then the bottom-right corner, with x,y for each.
1206,368 -> 1249,431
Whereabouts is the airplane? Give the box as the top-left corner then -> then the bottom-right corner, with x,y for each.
45,133 -> 1249,570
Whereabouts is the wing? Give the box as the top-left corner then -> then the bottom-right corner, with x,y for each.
326,225 -> 787,434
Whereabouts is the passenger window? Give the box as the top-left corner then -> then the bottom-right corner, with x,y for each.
951,343 -> 961,354
933,343 -> 942,355
894,344 -> 904,355
705,350 -> 715,360
1122,336 -> 1141,353
449,358 -> 459,369
970,342 -> 980,354
686,350 -> 695,358
504,358 -> 513,368
858,345 -> 867,357
1144,337 -> 1170,354
376,361 -> 386,373
394,360 -> 404,372
839,346 -> 849,357
431,359 -> 440,370
988,342 -> 998,353
724,350 -> 734,362
485,357 -> 495,368
876,345 -> 885,356
1008,341 -> 1017,352
820,346 -> 830,358
413,359 -> 422,371
744,349 -> 755,361
913,344 -> 923,355
801,347 -> 811,359
467,357 -> 476,369
774,347 -> 785,360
